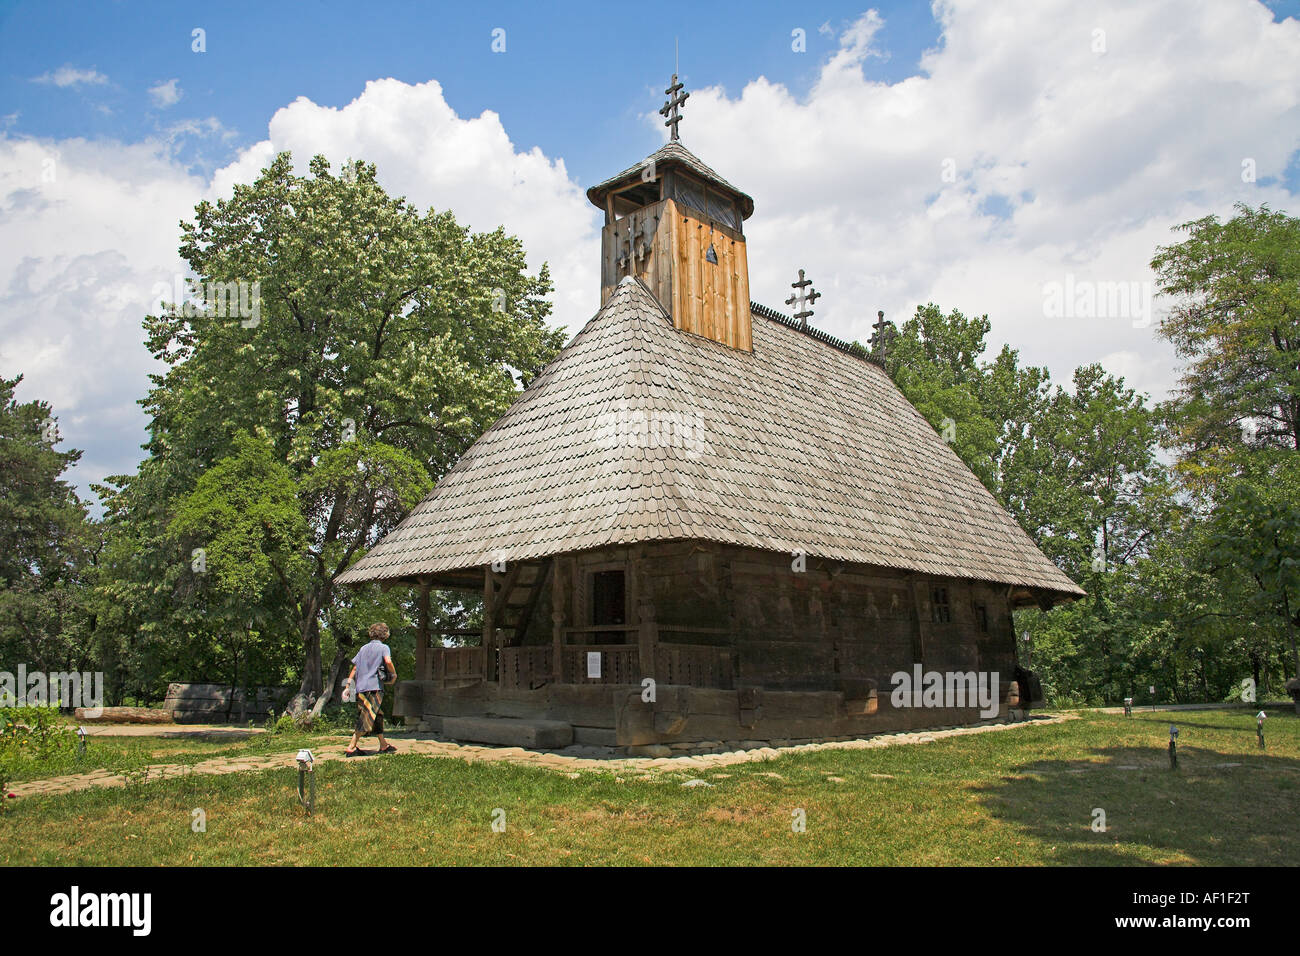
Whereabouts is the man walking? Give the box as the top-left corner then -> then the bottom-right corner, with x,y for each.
345,622 -> 397,756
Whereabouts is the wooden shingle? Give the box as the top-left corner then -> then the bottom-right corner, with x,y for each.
338,276 -> 1083,600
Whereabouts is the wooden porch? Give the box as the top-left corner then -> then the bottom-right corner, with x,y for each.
419,640 -> 735,691
404,550 -> 738,691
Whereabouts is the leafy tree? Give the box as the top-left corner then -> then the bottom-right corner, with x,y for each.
884,303 -> 1050,498
1151,203 -> 1300,479
0,375 -> 97,674
98,153 -> 566,701
1204,450 -> 1300,684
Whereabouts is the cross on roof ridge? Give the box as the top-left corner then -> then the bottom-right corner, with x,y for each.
785,268 -> 821,329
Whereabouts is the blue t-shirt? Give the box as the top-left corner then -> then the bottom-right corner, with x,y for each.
352,640 -> 392,693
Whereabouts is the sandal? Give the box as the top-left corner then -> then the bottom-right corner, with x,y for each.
379,745 -> 397,754
345,749 -> 366,757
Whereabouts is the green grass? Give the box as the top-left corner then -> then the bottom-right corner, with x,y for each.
2,707 -> 1296,866
0,728 -> 347,783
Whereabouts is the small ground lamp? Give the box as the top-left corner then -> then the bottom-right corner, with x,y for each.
1168,724 -> 1179,770
1256,711 -> 1267,750
295,749 -> 315,814
76,726 -> 86,759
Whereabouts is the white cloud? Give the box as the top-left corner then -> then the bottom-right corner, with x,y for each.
0,79 -> 599,503
210,78 -> 599,326
4,0 -> 1299,505
148,79 -> 182,108
674,0 -> 1300,399
0,136 -> 206,496
31,65 -> 109,88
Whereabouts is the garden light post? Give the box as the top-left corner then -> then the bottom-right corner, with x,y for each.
295,749 -> 315,814
1256,711 -> 1266,750
1168,724 -> 1178,770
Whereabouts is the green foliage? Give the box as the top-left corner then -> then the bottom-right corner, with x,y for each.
0,376 -> 99,674
0,706 -> 77,796
1151,202 -> 1300,478
93,152 -> 565,699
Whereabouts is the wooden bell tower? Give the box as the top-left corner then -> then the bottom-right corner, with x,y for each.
586,75 -> 754,351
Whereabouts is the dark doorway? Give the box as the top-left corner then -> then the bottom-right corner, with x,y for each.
591,569 -> 627,643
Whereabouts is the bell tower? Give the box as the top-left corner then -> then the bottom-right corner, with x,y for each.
586,75 -> 754,351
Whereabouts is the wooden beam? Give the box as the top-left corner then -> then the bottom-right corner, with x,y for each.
489,561 -> 523,633
551,560 -> 566,683
638,600 -> 658,685
482,565 -> 497,682
513,558 -> 552,646
416,581 -> 432,681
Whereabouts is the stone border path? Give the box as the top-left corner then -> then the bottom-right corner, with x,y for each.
8,714 -> 1075,800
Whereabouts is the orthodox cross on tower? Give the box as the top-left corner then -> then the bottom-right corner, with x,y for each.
660,74 -> 689,141
785,269 -> 821,329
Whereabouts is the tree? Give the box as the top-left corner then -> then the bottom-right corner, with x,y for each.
1204,450 -> 1300,684
1151,203 -> 1300,479
884,303 -> 1050,499
0,375 -> 97,675
98,153 -> 566,701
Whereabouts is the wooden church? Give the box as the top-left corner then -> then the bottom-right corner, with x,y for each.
337,77 -> 1083,752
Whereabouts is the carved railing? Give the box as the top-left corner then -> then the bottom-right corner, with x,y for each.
498,646 -> 554,691
431,646 -> 487,685
560,645 -> 641,684
655,642 -> 734,689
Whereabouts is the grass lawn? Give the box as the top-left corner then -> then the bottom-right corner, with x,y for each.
2,707 -> 1295,866
0,727 -> 346,783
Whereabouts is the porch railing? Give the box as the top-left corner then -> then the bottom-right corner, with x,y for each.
498,646 -> 553,691
431,641 -> 735,690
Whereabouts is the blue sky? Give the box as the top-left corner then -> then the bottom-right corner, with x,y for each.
2,0 -> 950,182
2,1 -> 1299,503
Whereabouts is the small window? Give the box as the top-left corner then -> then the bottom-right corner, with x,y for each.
674,175 -> 706,217
975,602 -> 988,633
930,587 -> 951,624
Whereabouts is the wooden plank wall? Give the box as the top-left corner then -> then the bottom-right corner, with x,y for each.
545,542 -> 1013,697
669,200 -> 751,351
599,198 -> 673,308
598,198 -> 751,352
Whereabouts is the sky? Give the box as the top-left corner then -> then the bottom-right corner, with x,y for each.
2,0 -> 1299,505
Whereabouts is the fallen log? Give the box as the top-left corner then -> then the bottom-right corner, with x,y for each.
73,706 -> 174,724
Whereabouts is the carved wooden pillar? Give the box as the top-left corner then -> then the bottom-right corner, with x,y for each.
483,565 -> 497,682
416,580 -> 432,681
910,575 -> 930,666
551,560 -> 566,683
638,600 -> 658,684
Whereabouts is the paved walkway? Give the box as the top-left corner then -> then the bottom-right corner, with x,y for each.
1093,701 -> 1293,715
77,724 -> 264,739
8,714 -> 1075,800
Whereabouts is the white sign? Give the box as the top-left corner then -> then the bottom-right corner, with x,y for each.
587,652 -> 602,679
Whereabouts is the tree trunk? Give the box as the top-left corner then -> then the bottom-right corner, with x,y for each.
311,634 -> 356,718
1283,589 -> 1299,679
297,594 -> 324,698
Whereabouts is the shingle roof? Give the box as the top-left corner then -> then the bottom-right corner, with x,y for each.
586,142 -> 756,220
337,277 -> 1083,600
